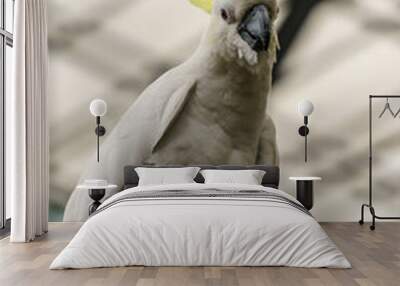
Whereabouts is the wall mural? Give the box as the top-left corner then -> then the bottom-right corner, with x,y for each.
48,0 -> 400,222
63,0 -> 280,221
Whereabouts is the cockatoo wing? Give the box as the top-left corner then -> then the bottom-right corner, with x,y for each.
63,64 -> 198,222
152,80 -> 197,152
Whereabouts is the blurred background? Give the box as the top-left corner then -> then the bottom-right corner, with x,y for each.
47,0 -> 400,221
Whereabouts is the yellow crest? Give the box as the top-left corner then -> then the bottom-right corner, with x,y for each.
189,0 -> 213,14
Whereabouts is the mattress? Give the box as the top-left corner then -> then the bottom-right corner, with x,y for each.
50,183 -> 351,269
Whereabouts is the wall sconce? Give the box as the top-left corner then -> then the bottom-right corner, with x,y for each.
90,99 -> 107,162
298,100 -> 314,162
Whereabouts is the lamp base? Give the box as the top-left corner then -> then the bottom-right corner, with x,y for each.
95,126 -> 106,136
298,126 -> 309,137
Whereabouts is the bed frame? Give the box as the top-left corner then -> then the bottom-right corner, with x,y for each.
123,165 -> 280,190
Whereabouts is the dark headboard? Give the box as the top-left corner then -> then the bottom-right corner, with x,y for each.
123,165 -> 280,189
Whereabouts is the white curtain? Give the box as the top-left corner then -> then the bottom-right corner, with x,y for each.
7,0 -> 49,242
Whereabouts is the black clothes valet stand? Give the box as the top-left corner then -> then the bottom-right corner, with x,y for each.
359,95 -> 400,230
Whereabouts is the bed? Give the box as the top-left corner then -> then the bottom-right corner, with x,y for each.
50,165 -> 350,269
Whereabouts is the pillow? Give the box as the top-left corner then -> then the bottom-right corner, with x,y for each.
135,167 -> 200,186
200,169 -> 266,185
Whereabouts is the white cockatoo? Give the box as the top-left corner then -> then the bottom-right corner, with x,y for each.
64,0 -> 280,221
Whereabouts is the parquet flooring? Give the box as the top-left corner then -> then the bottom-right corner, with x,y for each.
0,223 -> 399,286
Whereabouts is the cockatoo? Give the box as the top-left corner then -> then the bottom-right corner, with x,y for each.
64,0 -> 280,221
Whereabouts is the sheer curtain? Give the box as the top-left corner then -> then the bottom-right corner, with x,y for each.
7,0 -> 49,242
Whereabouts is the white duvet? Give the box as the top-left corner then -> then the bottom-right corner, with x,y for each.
50,183 -> 351,269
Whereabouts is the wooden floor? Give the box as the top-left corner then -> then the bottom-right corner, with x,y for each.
0,223 -> 399,286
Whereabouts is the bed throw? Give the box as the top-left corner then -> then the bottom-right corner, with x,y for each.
50,183 -> 351,269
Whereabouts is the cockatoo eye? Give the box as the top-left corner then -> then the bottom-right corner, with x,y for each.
220,8 -> 229,21
220,7 -> 235,23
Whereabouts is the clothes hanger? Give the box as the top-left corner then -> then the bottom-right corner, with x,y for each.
378,97 -> 395,118
394,106 -> 400,118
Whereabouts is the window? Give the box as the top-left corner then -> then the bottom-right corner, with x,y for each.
0,0 -> 14,232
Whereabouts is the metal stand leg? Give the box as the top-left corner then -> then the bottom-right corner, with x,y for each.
359,204 -> 375,230
359,204 -> 367,225
369,207 -> 376,231
359,203 -> 399,231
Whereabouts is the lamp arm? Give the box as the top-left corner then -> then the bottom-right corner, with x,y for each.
305,132 -> 308,162
305,116 -> 308,162
94,116 -> 107,162
97,116 -> 100,162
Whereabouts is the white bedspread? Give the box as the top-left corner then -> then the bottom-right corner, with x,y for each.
50,183 -> 351,269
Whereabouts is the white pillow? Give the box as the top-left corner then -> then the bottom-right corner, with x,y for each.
135,167 -> 200,186
200,169 -> 266,185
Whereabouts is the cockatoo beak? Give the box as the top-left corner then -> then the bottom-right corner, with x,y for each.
237,4 -> 271,52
